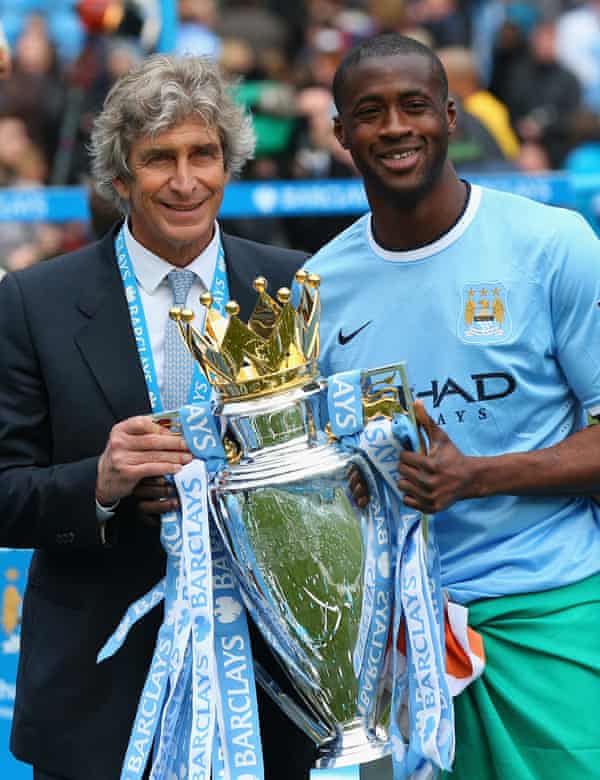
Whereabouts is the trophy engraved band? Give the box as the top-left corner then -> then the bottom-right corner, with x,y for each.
155,272 -> 421,772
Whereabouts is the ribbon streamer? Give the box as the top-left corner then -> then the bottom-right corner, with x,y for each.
99,403 -> 263,780
327,370 -> 454,779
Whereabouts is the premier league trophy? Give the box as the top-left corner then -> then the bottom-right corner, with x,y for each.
161,270 -> 425,776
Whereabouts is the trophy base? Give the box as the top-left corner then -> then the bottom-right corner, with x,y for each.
311,754 -> 393,780
314,723 -> 390,770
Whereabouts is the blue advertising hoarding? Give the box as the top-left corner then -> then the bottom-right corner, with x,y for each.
0,172 -> 591,224
0,550 -> 31,778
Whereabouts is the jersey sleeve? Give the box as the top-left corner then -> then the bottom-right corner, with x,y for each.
550,211 -> 600,414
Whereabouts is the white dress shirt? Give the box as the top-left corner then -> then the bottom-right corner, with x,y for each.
122,219 -> 220,401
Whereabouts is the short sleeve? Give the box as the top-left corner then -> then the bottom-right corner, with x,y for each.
550,211 -> 600,413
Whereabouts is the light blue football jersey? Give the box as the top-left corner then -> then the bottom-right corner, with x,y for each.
306,184 -> 600,604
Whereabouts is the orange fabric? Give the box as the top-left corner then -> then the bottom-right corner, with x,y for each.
444,617 -> 485,679
395,611 -> 485,680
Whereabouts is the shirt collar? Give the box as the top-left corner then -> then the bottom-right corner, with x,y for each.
123,220 -> 221,294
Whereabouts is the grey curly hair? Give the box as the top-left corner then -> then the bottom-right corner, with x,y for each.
89,54 -> 255,213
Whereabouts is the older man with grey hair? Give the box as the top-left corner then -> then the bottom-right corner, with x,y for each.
0,54 -> 314,780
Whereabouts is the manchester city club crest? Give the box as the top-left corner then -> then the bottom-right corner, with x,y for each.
459,282 -> 512,344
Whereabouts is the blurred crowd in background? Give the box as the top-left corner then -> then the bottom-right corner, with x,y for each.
1,0 -> 600,270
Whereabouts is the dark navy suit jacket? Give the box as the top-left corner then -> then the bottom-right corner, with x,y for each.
0,225 -> 315,779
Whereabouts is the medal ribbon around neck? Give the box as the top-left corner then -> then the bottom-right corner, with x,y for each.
326,370 -> 454,779
114,224 -> 229,412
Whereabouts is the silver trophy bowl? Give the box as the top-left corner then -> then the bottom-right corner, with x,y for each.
210,376 -> 396,770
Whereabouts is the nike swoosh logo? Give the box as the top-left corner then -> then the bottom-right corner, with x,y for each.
338,320 -> 372,346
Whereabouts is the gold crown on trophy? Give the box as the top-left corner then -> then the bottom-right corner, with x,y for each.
169,270 -> 321,400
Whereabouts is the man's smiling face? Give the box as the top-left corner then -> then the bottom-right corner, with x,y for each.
334,52 -> 456,209
114,118 -> 229,266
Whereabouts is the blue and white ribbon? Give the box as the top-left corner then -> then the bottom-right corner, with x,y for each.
99,402 -> 264,780
101,508 -> 182,779
326,370 -> 453,779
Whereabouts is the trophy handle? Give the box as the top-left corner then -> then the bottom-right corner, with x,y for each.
360,363 -> 416,429
360,363 -> 430,541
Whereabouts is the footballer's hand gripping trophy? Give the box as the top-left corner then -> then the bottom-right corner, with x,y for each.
164,272 -> 420,774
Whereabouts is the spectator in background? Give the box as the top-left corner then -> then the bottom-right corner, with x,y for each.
516,139 -> 552,171
59,36 -> 145,186
438,45 -> 519,159
368,0 -> 408,33
0,20 -> 11,80
219,74 -> 297,247
408,0 -> 471,47
304,0 -> 348,29
216,0 -> 292,77
218,45 -> 296,246
428,39 -> 514,172
297,24 -> 350,88
501,19 -> 581,167
0,14 -> 65,174
285,84 -> 358,252
219,36 -> 257,79
292,85 -> 356,179
471,0 -> 554,87
563,110 -> 600,231
488,2 -> 539,104
564,109 -> 600,174
0,117 -> 64,273
448,98 -> 512,171
176,0 -> 222,58
471,0 -> 509,87
556,0 -> 600,113
294,0 -> 373,87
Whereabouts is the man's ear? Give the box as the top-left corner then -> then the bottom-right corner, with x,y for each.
333,115 -> 348,149
447,98 -> 458,137
113,177 -> 130,201
112,178 -> 131,200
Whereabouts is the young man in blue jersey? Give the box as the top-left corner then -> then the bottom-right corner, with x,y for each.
306,32 -> 600,780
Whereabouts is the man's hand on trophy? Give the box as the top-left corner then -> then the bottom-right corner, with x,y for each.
397,400 -> 477,513
349,466 -> 370,508
96,416 -> 193,509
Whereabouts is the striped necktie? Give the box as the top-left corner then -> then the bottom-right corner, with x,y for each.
163,269 -> 196,410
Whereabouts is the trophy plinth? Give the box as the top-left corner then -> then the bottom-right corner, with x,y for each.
317,720 -> 390,768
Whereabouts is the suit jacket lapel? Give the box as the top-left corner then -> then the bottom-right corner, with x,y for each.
221,233 -> 258,321
75,228 -> 151,422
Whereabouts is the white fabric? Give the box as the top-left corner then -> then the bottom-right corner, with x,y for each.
122,220 -> 219,400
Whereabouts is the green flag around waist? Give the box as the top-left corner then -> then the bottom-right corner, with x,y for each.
442,570 -> 600,780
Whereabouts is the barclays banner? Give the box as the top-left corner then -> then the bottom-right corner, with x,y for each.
0,173 -> 585,223
0,550 -> 31,778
